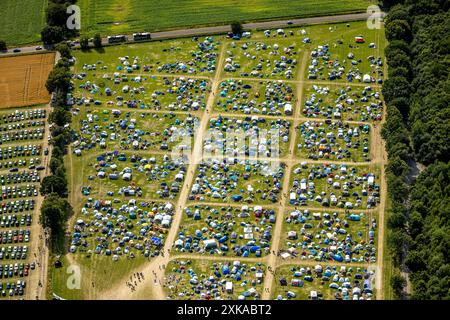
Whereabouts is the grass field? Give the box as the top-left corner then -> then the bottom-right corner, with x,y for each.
0,53 -> 55,108
0,0 -> 47,46
78,0 -> 373,37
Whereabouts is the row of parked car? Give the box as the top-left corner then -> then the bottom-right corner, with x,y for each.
0,280 -> 26,297
0,144 -> 45,160
0,120 -> 45,131
0,245 -> 28,260
0,215 -> 32,228
0,229 -> 30,244
1,109 -> 46,124
0,128 -> 45,144
0,262 -> 34,279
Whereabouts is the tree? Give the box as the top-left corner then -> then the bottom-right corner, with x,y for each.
80,36 -> 89,50
46,66 -> 71,94
46,2 -> 68,27
391,274 -> 406,298
40,193 -> 73,250
41,175 -> 68,197
55,42 -> 71,59
386,20 -> 412,42
41,25 -> 64,45
49,107 -> 71,127
93,34 -> 102,48
382,76 -> 411,104
0,40 -> 6,51
231,22 -> 243,36
390,97 -> 410,118
50,156 -> 63,175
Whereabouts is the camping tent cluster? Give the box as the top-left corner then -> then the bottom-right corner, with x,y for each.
174,205 -> 276,256
296,120 -> 370,161
282,209 -> 377,263
224,40 -> 298,78
189,159 -> 284,204
154,37 -> 219,74
72,73 -> 210,111
70,199 -> 174,260
302,85 -> 383,122
307,41 -> 383,83
166,260 -> 265,300
215,79 -> 295,116
83,152 -> 186,200
205,115 -> 290,157
289,163 -> 380,208
276,265 -> 375,300
73,109 -> 198,154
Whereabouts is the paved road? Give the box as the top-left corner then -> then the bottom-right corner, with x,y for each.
0,12 -> 385,56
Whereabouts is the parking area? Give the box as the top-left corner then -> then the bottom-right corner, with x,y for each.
0,107 -> 48,299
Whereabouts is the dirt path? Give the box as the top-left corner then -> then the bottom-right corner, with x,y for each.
261,50 -> 309,299
25,102 -> 52,300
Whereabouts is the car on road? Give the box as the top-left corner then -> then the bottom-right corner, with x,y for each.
287,21 -> 294,25
13,49 -> 21,53
35,46 -> 42,51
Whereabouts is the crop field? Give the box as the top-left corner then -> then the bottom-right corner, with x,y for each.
77,0 -> 373,37
0,53 -> 55,109
0,0 -> 47,46
57,20 -> 386,300
174,204 -> 276,257
165,259 -> 266,300
271,264 -> 376,300
279,208 -> 377,263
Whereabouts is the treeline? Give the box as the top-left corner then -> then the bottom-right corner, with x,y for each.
41,0 -> 78,45
381,0 -> 450,299
40,43 -> 74,253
